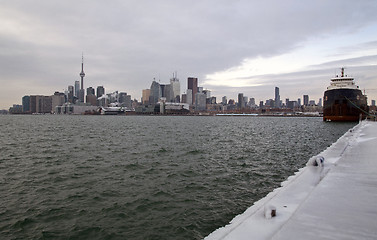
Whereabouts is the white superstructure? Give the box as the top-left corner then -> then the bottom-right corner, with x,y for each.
326,68 -> 359,90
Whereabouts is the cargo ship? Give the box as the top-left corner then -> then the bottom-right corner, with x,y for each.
323,68 -> 368,121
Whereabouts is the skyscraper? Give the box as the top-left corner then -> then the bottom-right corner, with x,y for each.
186,89 -> 193,105
29,95 -> 52,113
160,84 -> 166,98
303,95 -> 309,106
170,72 -> 180,102
22,96 -> 30,113
249,98 -> 255,107
142,89 -> 151,104
188,77 -> 198,105
238,93 -> 244,109
51,92 -> 66,112
150,80 -> 161,104
74,81 -> 80,98
68,85 -> 74,103
181,94 -> 187,104
222,96 -> 227,105
195,92 -> 206,111
87,87 -> 95,96
275,87 -> 280,108
97,86 -> 105,98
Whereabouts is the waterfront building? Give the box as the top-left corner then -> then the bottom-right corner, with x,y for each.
188,77 -> 198,105
51,92 -> 66,113
318,98 -> 322,107
29,95 -> 52,113
309,100 -> 316,106
55,103 -> 97,114
303,95 -> 309,106
372,100 -> 376,106
22,96 -> 30,113
275,87 -> 281,108
9,104 -> 23,114
297,98 -> 301,107
135,104 -> 158,114
97,86 -> 105,98
163,102 -> 190,114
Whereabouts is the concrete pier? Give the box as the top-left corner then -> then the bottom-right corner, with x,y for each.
205,121 -> 377,240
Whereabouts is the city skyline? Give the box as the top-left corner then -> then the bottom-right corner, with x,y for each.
2,56 -> 372,111
1,1 -> 377,109
6,54 -> 330,112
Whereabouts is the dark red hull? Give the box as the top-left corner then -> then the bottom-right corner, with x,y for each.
323,89 -> 368,122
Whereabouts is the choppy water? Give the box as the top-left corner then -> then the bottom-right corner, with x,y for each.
0,115 -> 355,239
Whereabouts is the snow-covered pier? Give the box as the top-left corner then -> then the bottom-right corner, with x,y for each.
206,121 -> 377,240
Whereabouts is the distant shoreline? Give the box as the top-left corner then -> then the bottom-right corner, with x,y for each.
1,112 -> 322,117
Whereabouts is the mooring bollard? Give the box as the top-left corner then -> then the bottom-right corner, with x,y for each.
314,156 -> 324,167
307,155 -> 325,167
264,205 -> 276,219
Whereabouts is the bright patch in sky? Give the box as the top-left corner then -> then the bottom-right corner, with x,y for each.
204,23 -> 377,88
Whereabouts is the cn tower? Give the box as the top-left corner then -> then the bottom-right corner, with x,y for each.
80,54 -> 85,90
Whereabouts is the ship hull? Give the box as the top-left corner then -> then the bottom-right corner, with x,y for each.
323,89 -> 368,122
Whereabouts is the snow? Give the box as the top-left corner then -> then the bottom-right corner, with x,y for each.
205,121 -> 377,240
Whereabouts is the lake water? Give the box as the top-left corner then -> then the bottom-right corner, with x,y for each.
0,115 -> 355,239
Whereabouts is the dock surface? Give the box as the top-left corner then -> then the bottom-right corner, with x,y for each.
205,121 -> 377,240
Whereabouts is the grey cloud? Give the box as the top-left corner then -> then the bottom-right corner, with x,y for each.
1,0 -> 377,108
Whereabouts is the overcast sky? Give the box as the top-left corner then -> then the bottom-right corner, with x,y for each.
1,0 -> 377,109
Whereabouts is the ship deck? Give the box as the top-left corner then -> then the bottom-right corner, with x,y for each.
205,120 -> 377,240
